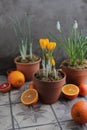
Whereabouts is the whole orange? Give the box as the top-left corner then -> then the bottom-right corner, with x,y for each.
79,83 -> 87,96
71,100 -> 87,124
8,70 -> 25,88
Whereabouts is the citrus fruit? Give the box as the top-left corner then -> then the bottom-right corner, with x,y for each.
78,83 -> 87,96
71,100 -> 87,124
8,70 -> 25,88
21,88 -> 38,105
62,84 -> 79,100
27,81 -> 35,89
0,82 -> 11,93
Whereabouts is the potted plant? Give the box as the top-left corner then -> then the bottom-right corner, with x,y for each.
49,20 -> 87,85
33,38 -> 66,104
13,15 -> 41,81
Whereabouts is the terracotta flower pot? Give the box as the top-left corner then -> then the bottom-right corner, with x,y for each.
14,55 -> 41,81
62,65 -> 87,86
33,70 -> 66,104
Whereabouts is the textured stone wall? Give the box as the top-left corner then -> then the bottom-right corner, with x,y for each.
0,0 -> 87,74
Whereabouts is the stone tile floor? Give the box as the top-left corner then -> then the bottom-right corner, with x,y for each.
0,75 -> 87,130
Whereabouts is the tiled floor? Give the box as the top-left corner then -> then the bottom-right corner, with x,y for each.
0,75 -> 87,130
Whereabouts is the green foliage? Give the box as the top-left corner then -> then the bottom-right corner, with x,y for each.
27,16 -> 33,58
48,20 -> 87,66
12,15 -> 33,60
19,39 -> 27,60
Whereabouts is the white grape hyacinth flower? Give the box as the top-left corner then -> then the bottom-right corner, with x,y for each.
57,21 -> 61,32
73,20 -> 78,30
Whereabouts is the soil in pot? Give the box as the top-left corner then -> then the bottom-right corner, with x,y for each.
16,55 -> 39,63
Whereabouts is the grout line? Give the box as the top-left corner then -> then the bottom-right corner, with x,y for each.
13,116 -> 21,130
14,122 -> 58,129
0,92 -> 10,106
60,119 -> 73,123
9,101 -> 21,105
50,105 -> 63,130
0,103 -> 10,106
8,92 -> 15,130
0,102 -> 22,107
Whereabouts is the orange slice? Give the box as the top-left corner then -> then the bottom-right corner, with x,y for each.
62,84 -> 79,100
21,89 -> 38,105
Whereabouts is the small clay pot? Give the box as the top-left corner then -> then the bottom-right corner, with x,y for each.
14,55 -> 41,81
33,70 -> 66,104
7,68 -> 16,75
0,82 -> 11,93
62,65 -> 87,86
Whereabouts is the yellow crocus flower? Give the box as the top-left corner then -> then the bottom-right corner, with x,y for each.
52,42 -> 56,49
50,42 -> 56,50
46,42 -> 50,50
46,42 -> 56,50
49,42 -> 54,50
39,38 -> 49,50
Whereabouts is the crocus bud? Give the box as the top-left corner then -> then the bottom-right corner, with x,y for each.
46,53 -> 49,59
51,57 -> 55,66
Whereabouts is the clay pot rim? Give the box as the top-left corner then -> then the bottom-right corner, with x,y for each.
14,54 -> 41,65
61,59 -> 87,71
33,69 -> 66,83
62,65 -> 87,72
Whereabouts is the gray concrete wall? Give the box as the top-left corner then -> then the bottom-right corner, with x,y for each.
0,0 -> 87,74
